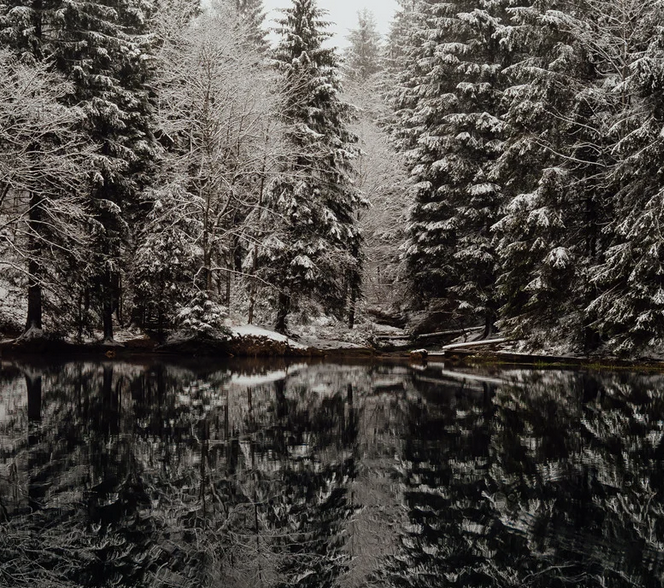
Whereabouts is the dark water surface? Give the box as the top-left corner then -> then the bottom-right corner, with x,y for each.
1,359 -> 664,587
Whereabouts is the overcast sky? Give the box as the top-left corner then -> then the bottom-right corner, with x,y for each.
262,0 -> 399,48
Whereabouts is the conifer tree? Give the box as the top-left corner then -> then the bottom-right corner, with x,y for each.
344,9 -> 382,83
57,0 -> 159,342
492,1 -> 600,349
384,0 -> 420,76
581,0 -> 664,354
392,0 -> 507,334
267,0 -> 364,332
495,0 -> 657,353
219,0 -> 268,51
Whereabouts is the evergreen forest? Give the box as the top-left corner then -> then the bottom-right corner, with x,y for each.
1,0 -> 664,358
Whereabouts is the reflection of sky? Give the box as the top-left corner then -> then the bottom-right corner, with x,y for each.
262,0 -> 399,48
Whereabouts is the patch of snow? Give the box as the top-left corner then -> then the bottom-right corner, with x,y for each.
231,325 -> 307,349
297,336 -> 364,350
113,328 -> 150,343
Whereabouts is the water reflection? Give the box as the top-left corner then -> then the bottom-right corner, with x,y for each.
1,360 -> 664,587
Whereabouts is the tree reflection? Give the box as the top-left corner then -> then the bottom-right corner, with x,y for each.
2,362 -> 664,587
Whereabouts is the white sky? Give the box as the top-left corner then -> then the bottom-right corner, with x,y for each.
262,0 -> 399,49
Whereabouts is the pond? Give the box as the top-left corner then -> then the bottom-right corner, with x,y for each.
1,358 -> 663,587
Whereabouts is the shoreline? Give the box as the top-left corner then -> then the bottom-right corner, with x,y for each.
2,336 -> 664,373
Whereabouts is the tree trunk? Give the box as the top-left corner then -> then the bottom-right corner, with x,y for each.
348,287 -> 357,329
482,311 -> 495,339
25,193 -> 43,333
275,291 -> 290,334
25,260 -> 42,332
248,244 -> 259,325
102,270 -> 114,342
226,265 -> 232,307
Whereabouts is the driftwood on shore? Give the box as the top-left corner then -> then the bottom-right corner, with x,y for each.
373,326 -> 484,342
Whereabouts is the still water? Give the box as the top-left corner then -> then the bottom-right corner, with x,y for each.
1,359 -> 663,587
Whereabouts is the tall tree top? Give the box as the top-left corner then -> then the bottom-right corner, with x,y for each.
273,0 -> 334,65
344,9 -> 382,82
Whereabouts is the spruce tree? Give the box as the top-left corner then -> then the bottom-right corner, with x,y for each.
267,0 -> 364,332
493,0 -> 598,348
495,0 -> 655,353
392,0 -> 507,334
582,0 -> 664,355
57,0 -> 159,342
384,0 -> 420,77
219,0 -> 268,51
236,0 -> 268,50
344,9 -> 382,83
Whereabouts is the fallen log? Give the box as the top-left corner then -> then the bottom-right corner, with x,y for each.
441,337 -> 508,351
416,327 -> 484,341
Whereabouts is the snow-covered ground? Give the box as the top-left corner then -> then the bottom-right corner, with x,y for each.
230,324 -> 306,349
290,315 -> 379,350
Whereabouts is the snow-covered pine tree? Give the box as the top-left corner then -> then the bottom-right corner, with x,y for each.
55,0 -> 159,342
344,9 -> 383,83
267,0 -> 364,332
494,0 -> 651,353
235,0 -> 268,51
392,0 -> 507,334
581,0 -> 664,355
218,0 -> 268,51
384,0 -> 420,77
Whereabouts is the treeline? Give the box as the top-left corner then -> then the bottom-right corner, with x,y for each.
0,0 -> 364,341
390,0 -> 664,355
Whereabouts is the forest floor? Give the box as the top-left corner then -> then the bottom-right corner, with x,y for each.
0,320 -> 381,359
2,277 -> 664,370
3,322 -> 663,372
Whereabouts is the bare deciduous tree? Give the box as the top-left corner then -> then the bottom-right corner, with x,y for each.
0,50 -> 92,337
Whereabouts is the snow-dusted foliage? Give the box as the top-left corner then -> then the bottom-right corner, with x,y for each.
265,0 -> 364,332
492,0 -> 601,349
132,5 -> 277,335
5,0 -> 664,356
0,51 -> 91,333
58,0 -> 159,342
495,0 -> 664,354
1,0 -> 160,341
584,0 -> 664,355
173,292 -> 230,340
385,0 -> 664,355
390,0 -> 507,333
342,14 -> 411,318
